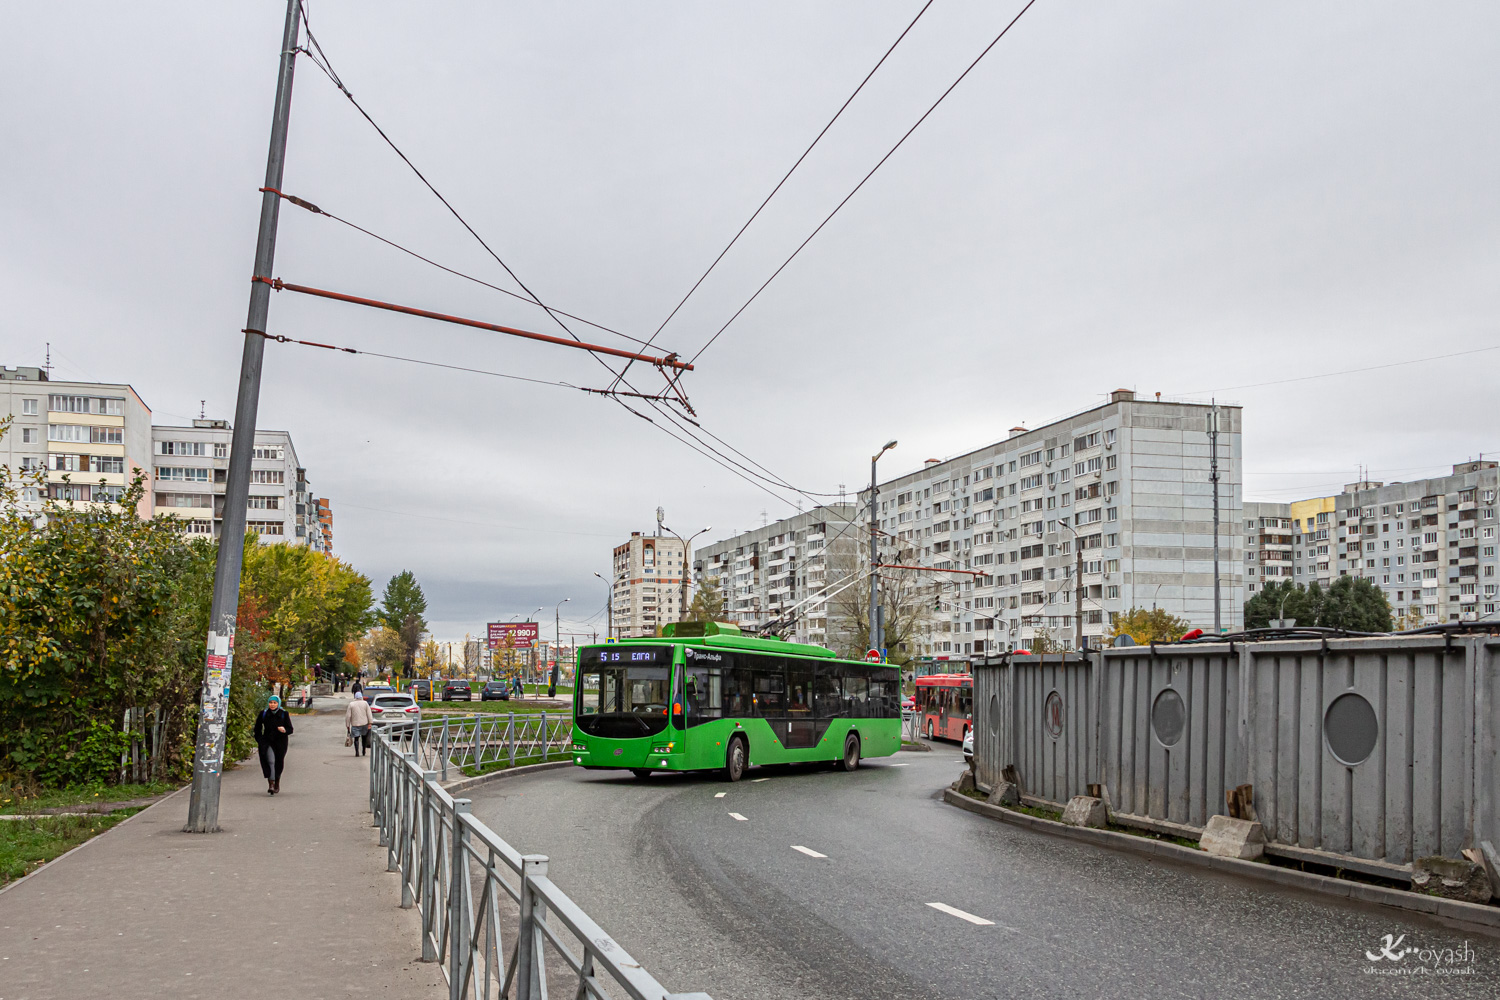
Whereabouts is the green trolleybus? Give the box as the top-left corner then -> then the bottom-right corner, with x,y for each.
570,622 -> 901,780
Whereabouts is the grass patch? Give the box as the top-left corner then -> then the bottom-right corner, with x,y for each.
0,808 -> 143,885
0,781 -> 177,816
1107,824 -> 1202,849
418,700 -> 569,716
899,741 -> 930,752
458,753 -> 561,778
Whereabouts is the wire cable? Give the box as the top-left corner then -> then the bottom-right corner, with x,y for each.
689,0 -> 1039,366
1182,342 -> 1500,396
610,0 -> 936,392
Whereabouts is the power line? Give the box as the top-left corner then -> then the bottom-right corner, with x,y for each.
688,0 -> 1039,366
1183,343 -> 1500,396
610,0 -> 936,392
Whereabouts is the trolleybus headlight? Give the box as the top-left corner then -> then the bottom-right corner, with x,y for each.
652,745 -> 671,754
571,743 -> 586,752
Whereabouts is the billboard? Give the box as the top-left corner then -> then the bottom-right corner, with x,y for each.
487,622 -> 539,650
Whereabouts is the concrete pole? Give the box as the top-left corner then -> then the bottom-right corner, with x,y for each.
185,0 -> 299,834
1210,401 -> 1222,634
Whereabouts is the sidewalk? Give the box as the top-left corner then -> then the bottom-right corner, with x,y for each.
0,697 -> 444,1000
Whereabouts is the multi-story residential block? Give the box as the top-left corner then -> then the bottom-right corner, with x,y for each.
871,390 -> 1243,665
610,531 -> 686,638
1333,462 -> 1499,624
1248,463 -> 1500,625
1243,501 -> 1295,595
693,505 -> 860,650
1,367 -> 153,517
151,418 -> 330,551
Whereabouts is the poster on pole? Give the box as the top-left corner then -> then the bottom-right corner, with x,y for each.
487,622 -> 539,650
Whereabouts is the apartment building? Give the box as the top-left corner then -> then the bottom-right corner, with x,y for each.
872,390 -> 1243,666
0,367 -> 153,517
610,531 -> 686,638
693,505 -> 860,650
151,418 -> 331,552
1245,463 -> 1500,624
1334,462 -> 1500,624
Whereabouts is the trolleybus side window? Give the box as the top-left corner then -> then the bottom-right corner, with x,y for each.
813,666 -> 842,717
786,659 -> 813,719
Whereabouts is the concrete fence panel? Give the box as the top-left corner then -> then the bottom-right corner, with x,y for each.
1244,636 -> 1482,867
973,654 -> 1094,805
1097,645 -> 1240,829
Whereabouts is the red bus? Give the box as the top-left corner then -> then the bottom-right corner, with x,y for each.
915,673 -> 972,742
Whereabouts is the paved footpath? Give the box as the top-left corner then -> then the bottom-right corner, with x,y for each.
0,697 -> 444,1000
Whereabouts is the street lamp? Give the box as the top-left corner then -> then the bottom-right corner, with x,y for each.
869,440 -> 897,656
662,523 -> 713,620
594,571 -> 612,640
549,598 -> 571,697
527,607 -> 542,688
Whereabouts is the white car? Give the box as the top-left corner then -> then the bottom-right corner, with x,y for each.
962,729 -> 974,762
368,692 -> 421,729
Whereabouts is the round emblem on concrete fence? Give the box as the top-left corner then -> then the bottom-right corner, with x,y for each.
1044,690 -> 1064,739
1324,692 -> 1378,766
1151,688 -> 1186,747
989,693 -> 1000,737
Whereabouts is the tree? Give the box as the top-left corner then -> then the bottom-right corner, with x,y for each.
1399,605 -> 1424,630
358,626 -> 407,675
684,576 -> 725,622
1243,577 -> 1390,632
1319,576 -> 1392,632
1027,627 -> 1064,653
1109,606 -> 1193,645
379,571 -> 427,674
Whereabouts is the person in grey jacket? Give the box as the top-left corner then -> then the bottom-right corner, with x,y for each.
345,693 -> 373,756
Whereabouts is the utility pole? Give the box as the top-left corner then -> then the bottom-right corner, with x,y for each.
185,0 -> 299,834
1075,543 -> 1084,652
869,441 -> 897,655
1209,400 -> 1222,635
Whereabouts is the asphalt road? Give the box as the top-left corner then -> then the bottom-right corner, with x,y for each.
467,742 -> 1498,999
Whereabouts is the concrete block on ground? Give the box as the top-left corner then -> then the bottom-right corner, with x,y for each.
1199,815 -> 1266,860
952,770 -> 976,795
1411,855 -> 1493,904
1061,796 -> 1107,829
986,780 -> 1019,807
1479,842 -> 1500,902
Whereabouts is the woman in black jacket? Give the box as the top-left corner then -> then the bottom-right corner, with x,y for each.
254,695 -> 295,795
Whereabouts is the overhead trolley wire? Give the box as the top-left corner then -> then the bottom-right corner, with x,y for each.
293,5 -> 859,514
688,0 -> 1039,367
610,0 -> 937,393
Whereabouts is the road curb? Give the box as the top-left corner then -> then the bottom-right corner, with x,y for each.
442,759 -> 573,796
942,788 -> 1500,935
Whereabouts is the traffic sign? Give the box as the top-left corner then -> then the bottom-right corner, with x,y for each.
866,649 -> 882,663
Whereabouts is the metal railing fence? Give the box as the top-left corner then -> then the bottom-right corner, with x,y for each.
368,724 -> 711,1000
385,712 -> 574,781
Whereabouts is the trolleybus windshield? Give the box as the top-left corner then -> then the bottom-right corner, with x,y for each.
576,646 -> 673,737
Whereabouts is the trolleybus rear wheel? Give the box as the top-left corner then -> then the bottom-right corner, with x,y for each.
839,733 -> 861,772
725,735 -> 748,782
926,720 -> 935,740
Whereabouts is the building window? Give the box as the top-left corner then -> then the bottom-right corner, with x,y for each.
248,521 -> 285,536
214,443 -> 227,458
160,441 -> 205,456
21,398 -> 38,415
21,427 -> 36,443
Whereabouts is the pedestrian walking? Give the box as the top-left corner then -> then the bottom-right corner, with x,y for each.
350,676 -> 363,699
345,693 -> 373,756
254,694 -> 295,794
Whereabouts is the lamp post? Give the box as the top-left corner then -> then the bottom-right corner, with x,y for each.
869,440 -> 898,656
594,572 -> 612,640
549,598 -> 571,697
662,524 -> 713,620
527,606 -> 542,690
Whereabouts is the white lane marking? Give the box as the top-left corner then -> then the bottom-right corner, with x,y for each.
714,792 -> 726,798
927,902 -> 994,926
890,763 -> 910,767
791,845 -> 826,858
751,777 -> 770,782
729,812 -> 748,821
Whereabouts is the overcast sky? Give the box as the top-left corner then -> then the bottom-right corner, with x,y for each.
4,2 -> 1497,638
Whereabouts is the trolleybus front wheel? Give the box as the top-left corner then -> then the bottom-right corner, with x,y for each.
724,735 -> 748,782
630,768 -> 653,779
838,733 -> 861,772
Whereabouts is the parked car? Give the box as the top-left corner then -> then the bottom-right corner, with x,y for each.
480,680 -> 511,702
368,692 -> 421,730
408,679 -> 432,701
361,685 -> 394,699
442,679 -> 472,701
901,696 -> 916,712
962,729 -> 974,763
